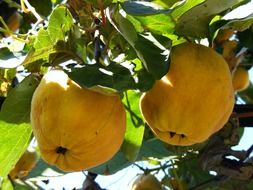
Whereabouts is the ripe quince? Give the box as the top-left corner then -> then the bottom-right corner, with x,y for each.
232,67 -> 250,92
140,42 -> 234,146
131,174 -> 162,190
30,70 -> 126,172
9,150 -> 38,179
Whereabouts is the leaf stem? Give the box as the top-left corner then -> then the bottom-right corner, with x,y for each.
240,144 -> 253,162
133,162 -> 172,174
0,16 -> 29,43
21,0 -> 43,22
0,16 -> 11,34
21,0 -> 45,37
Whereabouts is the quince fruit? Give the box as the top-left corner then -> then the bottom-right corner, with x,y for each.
30,70 -> 126,172
140,42 -> 234,146
9,150 -> 38,179
232,67 -> 250,92
131,174 -> 162,190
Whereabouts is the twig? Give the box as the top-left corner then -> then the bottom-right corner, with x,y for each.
148,163 -> 172,173
20,0 -> 29,13
246,144 -> 253,158
133,163 -> 146,172
21,0 -> 44,35
133,162 -> 172,174
21,0 -> 43,22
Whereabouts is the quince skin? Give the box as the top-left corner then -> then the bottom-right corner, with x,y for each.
140,43 -> 234,146
31,70 -> 126,172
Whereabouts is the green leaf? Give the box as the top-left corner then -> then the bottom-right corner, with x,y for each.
0,48 -> 14,60
114,10 -> 170,79
23,30 -> 55,66
171,0 -> 205,19
23,5 -> 74,65
115,9 -> 138,46
0,48 -> 24,69
0,75 -> 39,123
27,158 -> 65,178
121,91 -> 145,162
106,63 -> 137,91
0,75 -> 38,177
177,156 -> 214,188
137,70 -> 156,92
246,181 -> 253,189
47,5 -> 73,43
33,29 -> 53,50
67,65 -> 114,88
0,177 -> 14,190
75,38 -> 87,62
0,121 -> 32,177
122,1 -> 172,16
134,33 -> 170,79
67,62 -> 136,92
175,0 -> 246,38
34,5 -> 73,50
89,150 -> 131,175
30,0 -> 52,17
153,0 -> 182,8
221,14 -> 253,31
137,138 -> 172,160
210,13 -> 253,40
134,14 -> 175,37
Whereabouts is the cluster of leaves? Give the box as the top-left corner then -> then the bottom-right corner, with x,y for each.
1,0 -> 253,189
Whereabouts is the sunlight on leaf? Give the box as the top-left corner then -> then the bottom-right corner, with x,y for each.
23,5 -> 74,65
0,121 -> 32,177
210,12 -> 253,39
171,0 -> 205,19
0,177 -> 14,190
122,90 -> 145,162
175,0 -> 246,38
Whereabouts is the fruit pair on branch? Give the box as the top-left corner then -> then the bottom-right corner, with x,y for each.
30,42 -> 236,172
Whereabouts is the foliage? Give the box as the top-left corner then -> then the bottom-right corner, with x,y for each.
0,0 -> 253,189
